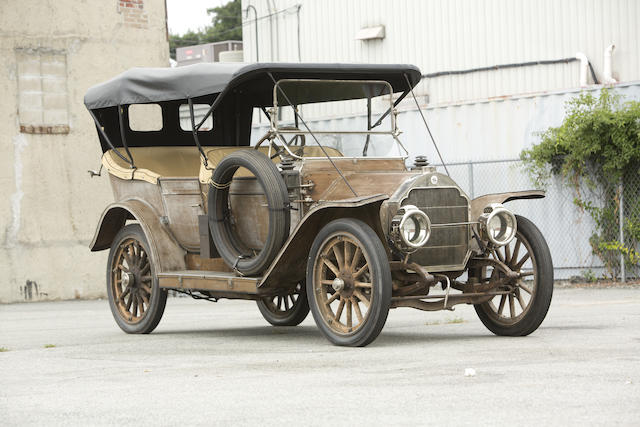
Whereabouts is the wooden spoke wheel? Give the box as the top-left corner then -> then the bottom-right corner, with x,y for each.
474,215 -> 553,336
307,219 -> 391,347
257,282 -> 310,326
314,235 -> 373,333
107,225 -> 167,334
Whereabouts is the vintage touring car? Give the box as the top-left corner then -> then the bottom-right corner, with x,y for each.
85,63 -> 553,346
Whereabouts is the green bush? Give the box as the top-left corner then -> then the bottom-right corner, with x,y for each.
521,89 -> 640,279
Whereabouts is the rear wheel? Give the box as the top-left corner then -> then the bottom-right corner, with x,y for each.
474,215 -> 553,336
107,224 -> 167,334
307,219 -> 392,347
256,282 -> 310,326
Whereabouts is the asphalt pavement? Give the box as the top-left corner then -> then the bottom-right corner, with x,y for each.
1,286 -> 639,426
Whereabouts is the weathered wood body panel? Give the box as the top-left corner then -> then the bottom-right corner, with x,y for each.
300,158 -> 411,201
159,178 -> 204,250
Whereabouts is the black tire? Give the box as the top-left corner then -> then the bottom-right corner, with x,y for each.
474,215 -> 553,336
256,282 -> 310,326
106,224 -> 167,334
306,218 -> 392,347
208,149 -> 290,276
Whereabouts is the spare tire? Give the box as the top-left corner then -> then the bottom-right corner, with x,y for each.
208,149 -> 290,276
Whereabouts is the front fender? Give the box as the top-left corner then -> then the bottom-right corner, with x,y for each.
259,194 -> 389,289
89,199 -> 186,273
470,190 -> 545,219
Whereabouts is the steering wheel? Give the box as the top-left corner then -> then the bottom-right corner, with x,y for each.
254,126 -> 305,160
254,136 -> 288,160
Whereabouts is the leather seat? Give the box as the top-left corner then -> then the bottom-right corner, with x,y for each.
102,146 -> 202,184
101,144 -> 343,185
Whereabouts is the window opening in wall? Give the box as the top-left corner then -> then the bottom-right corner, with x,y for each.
16,48 -> 69,134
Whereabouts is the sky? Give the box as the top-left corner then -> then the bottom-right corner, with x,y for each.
166,0 -> 227,35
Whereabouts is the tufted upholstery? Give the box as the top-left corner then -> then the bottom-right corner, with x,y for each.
102,145 -> 343,185
102,146 -> 202,184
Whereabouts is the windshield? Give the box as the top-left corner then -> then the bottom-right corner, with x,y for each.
252,79 -> 408,159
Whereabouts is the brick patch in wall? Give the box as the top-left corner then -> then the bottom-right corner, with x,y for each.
118,0 -> 148,29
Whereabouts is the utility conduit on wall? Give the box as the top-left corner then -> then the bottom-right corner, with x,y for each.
422,57 -> 599,86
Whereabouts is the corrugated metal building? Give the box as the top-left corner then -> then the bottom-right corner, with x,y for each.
241,0 -> 639,105
242,0 -> 640,279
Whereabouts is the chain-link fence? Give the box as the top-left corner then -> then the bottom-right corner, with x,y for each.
433,159 -> 640,282
589,174 -> 640,281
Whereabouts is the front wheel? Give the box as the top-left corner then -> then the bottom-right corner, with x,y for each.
474,215 -> 553,336
307,219 -> 392,347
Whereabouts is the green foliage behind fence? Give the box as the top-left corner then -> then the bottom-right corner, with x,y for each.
521,89 -> 640,279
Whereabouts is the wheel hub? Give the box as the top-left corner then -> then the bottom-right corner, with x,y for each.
122,272 -> 135,288
332,277 -> 345,292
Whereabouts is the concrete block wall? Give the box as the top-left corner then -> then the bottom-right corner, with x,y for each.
0,0 -> 170,303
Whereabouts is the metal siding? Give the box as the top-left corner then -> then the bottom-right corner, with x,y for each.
242,0 -> 639,107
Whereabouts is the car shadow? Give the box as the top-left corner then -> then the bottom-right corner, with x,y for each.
538,324 -> 606,331
153,325 -> 496,348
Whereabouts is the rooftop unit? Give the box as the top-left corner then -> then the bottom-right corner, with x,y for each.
176,40 -> 243,66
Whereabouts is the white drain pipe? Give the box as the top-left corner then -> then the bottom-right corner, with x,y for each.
603,44 -> 617,84
575,52 -> 589,86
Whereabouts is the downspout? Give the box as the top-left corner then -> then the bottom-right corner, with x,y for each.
270,0 -> 279,61
575,52 -> 589,86
603,44 -> 617,84
265,0 -> 274,61
296,4 -> 301,62
244,4 -> 259,61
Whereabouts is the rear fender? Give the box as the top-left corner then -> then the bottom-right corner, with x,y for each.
259,194 -> 389,289
89,199 -> 186,273
470,190 -> 545,220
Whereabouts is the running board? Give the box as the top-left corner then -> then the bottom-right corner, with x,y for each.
158,270 -> 261,294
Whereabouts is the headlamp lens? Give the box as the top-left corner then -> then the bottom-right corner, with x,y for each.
481,204 -> 517,246
399,207 -> 431,248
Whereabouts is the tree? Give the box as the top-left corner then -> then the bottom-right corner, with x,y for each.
169,0 -> 242,59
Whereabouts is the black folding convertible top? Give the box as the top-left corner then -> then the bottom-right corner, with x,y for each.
84,62 -> 422,110
84,63 -> 422,154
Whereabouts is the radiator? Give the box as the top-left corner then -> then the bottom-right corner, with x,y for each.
402,186 -> 471,271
